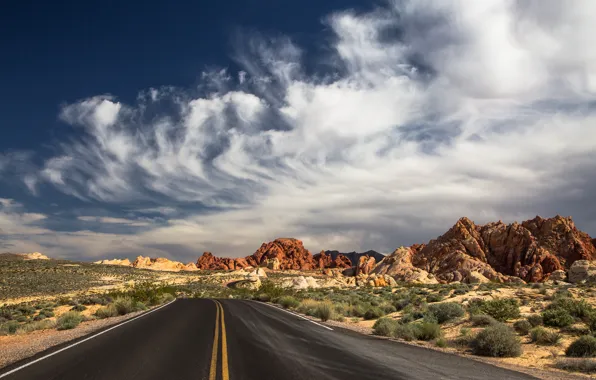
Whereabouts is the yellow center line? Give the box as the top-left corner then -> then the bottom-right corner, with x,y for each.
209,300 -> 220,380
217,301 -> 230,380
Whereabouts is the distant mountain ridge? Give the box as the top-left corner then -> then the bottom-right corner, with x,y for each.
324,250 -> 385,264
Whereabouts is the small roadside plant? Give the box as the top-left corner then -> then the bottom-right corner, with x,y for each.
412,321 -> 442,341
513,320 -> 532,335
471,324 -> 521,357
529,327 -> 562,345
566,336 -> 596,358
394,323 -> 417,341
527,314 -> 543,327
470,314 -> 498,327
315,302 -> 334,322
56,311 -> 83,330
364,306 -> 385,320
372,317 -> 399,337
542,308 -> 575,328
468,298 -> 520,322
95,304 -> 118,319
279,296 -> 300,309
427,302 -> 464,324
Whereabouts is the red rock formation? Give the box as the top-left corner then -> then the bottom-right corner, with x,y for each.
197,238 -> 319,270
331,254 -> 352,268
355,255 -> 376,275
411,215 -> 596,283
313,250 -> 332,269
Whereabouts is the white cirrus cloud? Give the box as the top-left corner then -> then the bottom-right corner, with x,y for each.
2,0 -> 596,260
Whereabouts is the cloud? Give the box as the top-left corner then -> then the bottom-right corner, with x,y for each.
77,216 -> 151,227
2,0 -> 596,259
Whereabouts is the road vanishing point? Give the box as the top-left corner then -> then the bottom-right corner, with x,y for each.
0,299 -> 538,380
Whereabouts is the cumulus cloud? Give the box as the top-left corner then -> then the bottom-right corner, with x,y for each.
3,0 -> 596,259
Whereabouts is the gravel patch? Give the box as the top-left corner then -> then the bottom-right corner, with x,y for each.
0,309 -> 150,369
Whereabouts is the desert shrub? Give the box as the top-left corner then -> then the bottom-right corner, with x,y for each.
527,314 -> 543,327
258,281 -> 286,300
348,302 -> 369,318
16,316 -> 27,323
566,336 -> 596,358
372,317 -> 399,337
452,287 -> 469,296
542,308 -> 575,328
394,323 -> 417,341
471,324 -> 521,357
0,321 -> 20,335
393,298 -> 411,311
513,320 -> 532,335
157,293 -> 175,304
380,303 -> 397,314
547,298 -> 594,319
469,298 -> 520,322
435,338 -> 447,348
470,314 -> 498,327
588,314 -> 596,333
297,299 -> 319,316
279,296 -> 300,309
364,307 -> 385,320
454,328 -> 474,348
71,304 -> 87,312
94,304 -> 118,319
254,293 -> 271,302
412,321 -> 442,341
427,302 -> 464,324
426,294 -> 444,303
555,358 -> 596,374
18,319 -> 55,333
114,297 -> 136,315
315,302 -> 334,322
530,327 -> 562,345
56,311 -> 83,330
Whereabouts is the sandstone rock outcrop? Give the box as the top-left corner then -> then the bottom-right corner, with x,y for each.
132,256 -> 195,272
372,246 -> 438,284
378,215 -> 595,283
94,258 -> 132,266
356,256 -> 376,275
18,252 -> 50,260
568,260 -> 596,283
324,250 -> 385,265
197,238 -> 322,271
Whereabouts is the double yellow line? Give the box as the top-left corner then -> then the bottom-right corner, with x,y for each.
209,300 -> 229,380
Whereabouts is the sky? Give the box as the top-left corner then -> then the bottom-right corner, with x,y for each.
1,0 -> 596,262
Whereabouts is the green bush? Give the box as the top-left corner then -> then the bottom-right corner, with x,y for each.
394,323 -> 417,341
542,308 -> 575,328
315,302 -> 334,322
254,293 -> 271,302
470,314 -> 498,327
547,298 -> 593,319
530,327 -> 562,345
566,336 -> 596,358
372,317 -> 399,336
412,321 -> 442,341
471,324 -> 521,357
114,297 -> 136,315
513,320 -> 532,335
56,312 -> 83,330
435,338 -> 447,348
527,314 -> 543,327
0,321 -> 20,335
71,304 -> 87,312
427,302 -> 464,324
18,319 -> 55,333
279,296 -> 300,309
454,328 -> 475,348
555,358 -> 596,374
426,294 -> 444,303
469,298 -> 520,322
157,293 -> 175,304
364,307 -> 385,320
94,304 -> 118,319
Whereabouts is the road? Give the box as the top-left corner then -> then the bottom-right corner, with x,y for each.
0,299 -> 537,380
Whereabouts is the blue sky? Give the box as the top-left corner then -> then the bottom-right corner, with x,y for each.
1,0 -> 596,262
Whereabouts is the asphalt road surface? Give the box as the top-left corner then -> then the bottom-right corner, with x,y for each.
0,299 -> 537,380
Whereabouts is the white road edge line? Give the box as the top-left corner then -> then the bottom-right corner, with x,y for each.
258,301 -> 334,331
0,299 -> 177,379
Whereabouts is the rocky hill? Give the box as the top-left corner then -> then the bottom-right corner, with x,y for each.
94,256 -> 197,272
324,250 -> 385,265
197,238 -> 321,270
375,215 -> 596,283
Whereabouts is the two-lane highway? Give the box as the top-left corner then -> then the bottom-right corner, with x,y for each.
0,299 -> 537,380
